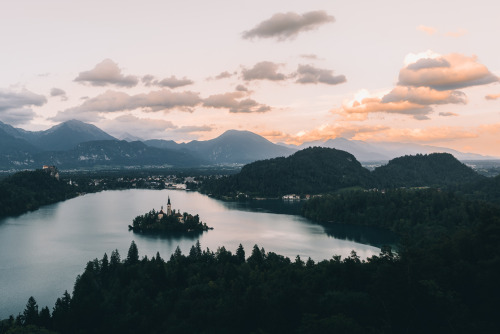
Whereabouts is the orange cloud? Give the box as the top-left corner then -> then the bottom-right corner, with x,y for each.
334,51 -> 496,120
417,25 -> 437,35
485,93 -> 500,100
334,96 -> 432,120
399,53 -> 498,90
260,124 -> 390,145
354,126 -> 477,143
261,124 -> 478,146
479,123 -> 500,134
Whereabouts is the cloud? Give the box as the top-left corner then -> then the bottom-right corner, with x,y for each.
334,86 -> 467,120
242,61 -> 286,81
361,126 -> 477,143
102,115 -> 177,140
294,64 -> 346,85
417,25 -> 437,35
335,52 -> 498,120
334,95 -> 433,120
260,124 -> 390,145
406,58 -> 450,71
485,93 -> 500,100
50,87 -> 68,101
438,112 -> 458,117
0,87 -> 47,112
242,10 -> 335,41
203,91 -> 271,113
262,123 -> 479,146
417,26 -> 467,38
215,71 -> 233,79
143,75 -> 194,88
399,53 -> 498,90
206,71 -> 237,81
300,54 -> 321,60
0,108 -> 37,125
74,59 -> 139,87
235,84 -> 249,92
155,76 -> 194,89
51,89 -> 202,121
172,125 -> 214,133
381,86 -> 467,105
142,75 -> 155,86
0,88 -> 47,124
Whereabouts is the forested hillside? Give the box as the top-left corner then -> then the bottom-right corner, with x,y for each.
372,153 -> 484,188
201,147 -> 372,197
0,169 -> 77,218
200,148 -> 484,198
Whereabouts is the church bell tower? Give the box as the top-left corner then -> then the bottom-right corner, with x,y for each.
167,196 -> 172,216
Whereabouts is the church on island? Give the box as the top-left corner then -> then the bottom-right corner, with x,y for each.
157,196 -> 185,223
130,194 -> 212,233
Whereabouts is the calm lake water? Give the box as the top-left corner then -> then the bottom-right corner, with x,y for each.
0,189 -> 396,318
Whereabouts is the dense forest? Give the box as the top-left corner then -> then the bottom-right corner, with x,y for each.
302,188 -> 499,244
2,212 -> 499,334
200,148 -> 485,198
200,147 -> 372,198
371,153 -> 484,188
0,169 -> 77,218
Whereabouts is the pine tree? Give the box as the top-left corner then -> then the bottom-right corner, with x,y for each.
126,241 -> 139,264
236,243 -> 246,263
22,296 -> 39,326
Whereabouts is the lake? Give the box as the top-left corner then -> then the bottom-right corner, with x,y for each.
0,189 -> 396,319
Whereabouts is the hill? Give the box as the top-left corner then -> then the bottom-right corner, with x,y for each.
0,168 -> 77,218
201,147 -> 372,197
200,149 -> 484,198
372,153 -> 484,188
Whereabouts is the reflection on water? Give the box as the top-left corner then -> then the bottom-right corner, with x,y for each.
0,190 -> 396,319
220,199 -> 397,249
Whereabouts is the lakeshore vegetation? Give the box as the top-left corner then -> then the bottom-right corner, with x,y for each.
129,209 -> 211,234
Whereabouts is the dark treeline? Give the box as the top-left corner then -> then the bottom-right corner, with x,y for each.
201,147 -> 372,198
0,170 -> 77,218
302,188 -> 498,243
200,148 -> 485,198
2,220 -> 499,334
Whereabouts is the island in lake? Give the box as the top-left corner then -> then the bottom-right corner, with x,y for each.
129,196 -> 212,233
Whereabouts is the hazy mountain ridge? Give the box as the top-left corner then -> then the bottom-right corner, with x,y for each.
34,140 -> 206,168
285,137 -> 496,161
0,119 -> 117,151
145,130 -> 296,164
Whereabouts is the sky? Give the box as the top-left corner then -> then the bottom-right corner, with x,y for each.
1,0 -> 500,156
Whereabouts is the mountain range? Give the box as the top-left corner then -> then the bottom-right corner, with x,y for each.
282,137 -> 495,161
0,119 -> 497,170
0,120 -> 295,169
